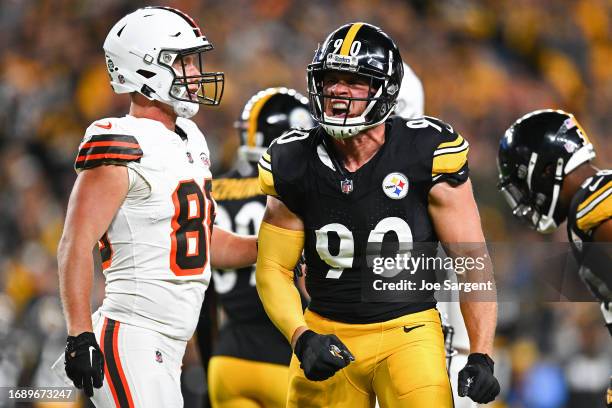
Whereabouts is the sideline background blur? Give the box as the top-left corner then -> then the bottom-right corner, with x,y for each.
0,1 -> 610,407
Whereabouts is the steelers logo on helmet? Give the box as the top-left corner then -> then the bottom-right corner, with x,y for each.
382,172 -> 409,199
307,22 -> 404,139
236,87 -> 313,162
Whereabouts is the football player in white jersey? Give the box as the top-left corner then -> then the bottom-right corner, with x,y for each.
52,7 -> 257,408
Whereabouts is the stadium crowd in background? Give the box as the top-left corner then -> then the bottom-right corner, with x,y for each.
0,0 -> 610,407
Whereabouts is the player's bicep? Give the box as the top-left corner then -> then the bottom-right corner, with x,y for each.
428,179 -> 485,245
262,195 -> 304,231
62,165 -> 128,248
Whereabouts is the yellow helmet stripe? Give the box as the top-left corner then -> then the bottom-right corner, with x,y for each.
339,23 -> 364,56
247,91 -> 278,148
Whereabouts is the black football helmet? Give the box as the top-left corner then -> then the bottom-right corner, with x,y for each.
307,22 -> 403,139
236,87 -> 313,162
497,109 -> 595,233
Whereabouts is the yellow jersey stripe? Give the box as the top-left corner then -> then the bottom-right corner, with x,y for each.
262,152 -> 271,163
339,23 -> 364,56
433,141 -> 469,157
577,181 -> 612,212
576,193 -> 612,232
432,147 -> 469,176
435,135 -> 464,150
258,163 -> 278,196
212,178 -> 263,201
247,92 -> 276,148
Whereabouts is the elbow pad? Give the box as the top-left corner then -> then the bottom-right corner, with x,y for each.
256,221 -> 306,341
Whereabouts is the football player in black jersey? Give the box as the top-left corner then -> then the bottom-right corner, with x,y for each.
256,22 -> 500,407
497,109 -> 611,407
200,87 -> 313,408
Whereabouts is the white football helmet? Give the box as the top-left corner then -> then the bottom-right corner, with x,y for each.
103,6 -> 224,118
394,62 -> 424,119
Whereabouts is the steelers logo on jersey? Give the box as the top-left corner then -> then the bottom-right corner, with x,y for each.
382,172 -> 409,199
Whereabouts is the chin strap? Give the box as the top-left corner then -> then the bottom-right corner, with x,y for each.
173,100 -> 199,118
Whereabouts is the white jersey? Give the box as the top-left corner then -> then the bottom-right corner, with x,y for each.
75,115 -> 215,341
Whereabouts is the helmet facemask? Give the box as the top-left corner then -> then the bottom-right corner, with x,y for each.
103,7 -> 225,119
498,152 -> 565,233
307,58 -> 398,139
157,47 -> 224,118
497,110 -> 596,234
306,23 -> 403,139
307,65 -> 397,139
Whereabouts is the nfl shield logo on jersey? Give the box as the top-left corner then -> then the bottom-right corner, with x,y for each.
341,179 -> 353,194
382,172 -> 409,199
200,152 -> 211,167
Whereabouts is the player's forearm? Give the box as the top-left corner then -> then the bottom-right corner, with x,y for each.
460,300 -> 497,355
255,221 -> 306,342
210,227 -> 257,269
454,245 -> 498,355
58,235 -> 95,336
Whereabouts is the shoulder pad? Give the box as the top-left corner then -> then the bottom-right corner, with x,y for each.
257,128 -> 314,197
75,118 -> 143,172
576,171 -> 612,233
401,116 -> 469,185
422,117 -> 469,176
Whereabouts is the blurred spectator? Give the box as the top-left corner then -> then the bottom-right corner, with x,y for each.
0,1 -> 610,406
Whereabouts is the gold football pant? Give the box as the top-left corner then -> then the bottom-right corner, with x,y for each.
287,308 -> 453,408
208,356 -> 289,408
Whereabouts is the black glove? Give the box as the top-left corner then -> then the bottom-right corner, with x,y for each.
65,332 -> 105,397
294,330 -> 354,381
458,353 -> 500,404
293,253 -> 306,278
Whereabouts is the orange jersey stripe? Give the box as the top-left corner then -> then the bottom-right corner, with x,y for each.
101,318 -> 121,408
112,322 -> 135,408
76,153 -> 141,162
81,141 -> 141,149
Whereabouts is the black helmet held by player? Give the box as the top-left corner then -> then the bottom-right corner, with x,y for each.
236,87 -> 313,162
497,109 -> 595,233
307,22 -> 404,139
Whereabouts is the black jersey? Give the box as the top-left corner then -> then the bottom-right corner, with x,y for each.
209,164 -> 292,365
258,116 -> 470,324
567,170 -> 612,304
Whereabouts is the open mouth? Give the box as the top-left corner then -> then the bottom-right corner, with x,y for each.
330,101 -> 351,117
